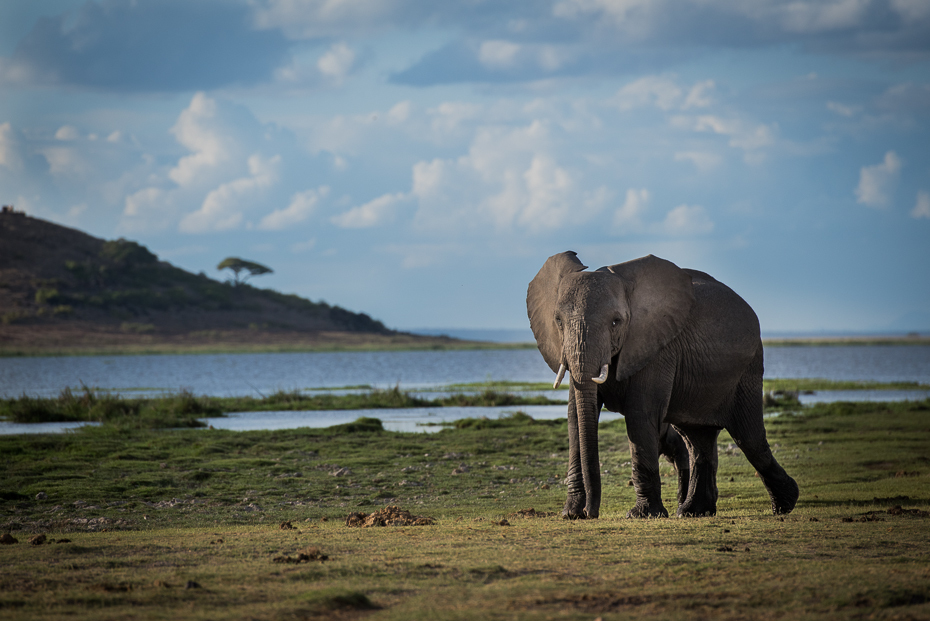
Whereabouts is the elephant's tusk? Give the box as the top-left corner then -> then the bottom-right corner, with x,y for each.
591,363 -> 609,384
553,363 -> 567,389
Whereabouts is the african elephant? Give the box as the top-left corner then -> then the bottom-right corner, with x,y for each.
527,252 -> 799,519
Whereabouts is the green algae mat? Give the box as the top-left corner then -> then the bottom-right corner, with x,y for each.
2,400 -> 929,620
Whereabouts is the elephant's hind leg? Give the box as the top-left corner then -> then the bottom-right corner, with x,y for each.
660,425 -> 691,509
674,425 -> 720,517
727,349 -> 799,515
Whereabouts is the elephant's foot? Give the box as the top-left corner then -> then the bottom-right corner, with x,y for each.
768,475 -> 799,515
676,498 -> 716,518
562,493 -> 587,520
626,500 -> 668,519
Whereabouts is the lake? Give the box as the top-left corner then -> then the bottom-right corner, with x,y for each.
1,345 -> 928,434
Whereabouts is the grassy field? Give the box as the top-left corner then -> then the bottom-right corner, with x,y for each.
1,399 -> 928,620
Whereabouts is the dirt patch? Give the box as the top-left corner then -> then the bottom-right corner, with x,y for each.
887,505 -> 930,517
273,546 -> 329,563
529,593 -> 651,612
508,507 -> 557,519
344,505 -> 434,527
87,583 -> 133,593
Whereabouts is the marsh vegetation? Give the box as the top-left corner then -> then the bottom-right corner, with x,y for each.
1,399 -> 928,619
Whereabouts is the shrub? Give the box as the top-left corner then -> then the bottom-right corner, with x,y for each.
35,288 -> 59,305
52,304 -> 73,317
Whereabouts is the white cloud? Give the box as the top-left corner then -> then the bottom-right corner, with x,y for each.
614,188 -> 650,229
407,121 -> 608,234
317,42 -> 356,79
826,101 -> 857,117
179,154 -> 281,233
387,101 -> 412,124
660,204 -> 714,235
168,93 -> 240,188
855,151 -> 902,209
912,190 -> 930,219
479,40 -> 521,68
121,187 -> 176,233
259,186 -> 330,230
674,151 -> 721,172
682,80 -> 715,109
331,192 -> 408,228
691,115 -> 775,151
615,76 -> 682,111
55,125 -> 80,141
291,238 -> 317,253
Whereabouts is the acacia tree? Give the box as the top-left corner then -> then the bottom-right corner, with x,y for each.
217,257 -> 273,285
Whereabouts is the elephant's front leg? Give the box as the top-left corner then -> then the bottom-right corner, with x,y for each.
626,416 -> 668,518
562,384 -> 587,518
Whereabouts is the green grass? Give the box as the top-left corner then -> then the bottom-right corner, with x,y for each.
1,399 -> 929,619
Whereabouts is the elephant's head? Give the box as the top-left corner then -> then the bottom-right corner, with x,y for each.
526,251 -> 695,517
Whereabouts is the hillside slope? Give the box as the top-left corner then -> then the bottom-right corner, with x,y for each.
0,210 -> 448,354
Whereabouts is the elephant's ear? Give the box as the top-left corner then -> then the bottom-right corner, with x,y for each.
605,255 -> 695,381
527,251 -> 587,372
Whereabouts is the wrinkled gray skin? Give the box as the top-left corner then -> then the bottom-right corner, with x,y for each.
527,252 -> 799,519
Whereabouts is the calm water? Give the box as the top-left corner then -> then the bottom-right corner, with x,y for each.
1,345 -> 927,434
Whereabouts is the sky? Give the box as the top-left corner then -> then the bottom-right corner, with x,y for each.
1,0 -> 929,335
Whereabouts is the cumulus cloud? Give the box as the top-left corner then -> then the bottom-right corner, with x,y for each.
55,126 -> 80,141
260,187 -> 330,230
179,154 -> 281,233
660,204 -> 714,235
120,93 -> 328,235
674,151 -> 722,172
331,192 -> 409,228
615,76 -> 682,111
912,190 -> 930,219
407,121 -> 609,234
855,151 -> 902,209
317,42 -> 357,79
614,188 -> 650,230
169,93 -> 244,188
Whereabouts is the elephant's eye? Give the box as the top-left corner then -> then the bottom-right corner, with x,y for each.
612,318 -> 621,327
555,316 -> 562,328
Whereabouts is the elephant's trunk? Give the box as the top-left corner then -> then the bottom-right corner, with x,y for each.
574,378 -> 601,518
565,318 -> 604,518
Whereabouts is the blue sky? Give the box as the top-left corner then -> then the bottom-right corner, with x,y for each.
1,0 -> 928,334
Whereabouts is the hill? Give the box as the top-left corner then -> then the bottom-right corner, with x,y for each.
0,209 -> 467,355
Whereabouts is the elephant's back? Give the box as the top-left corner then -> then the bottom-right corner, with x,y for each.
663,272 -> 762,423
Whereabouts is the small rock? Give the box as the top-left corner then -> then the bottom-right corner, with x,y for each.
29,534 -> 47,545
0,533 -> 18,545
185,581 -> 201,589
331,467 -> 352,477
35,492 -> 48,501
279,521 -> 295,530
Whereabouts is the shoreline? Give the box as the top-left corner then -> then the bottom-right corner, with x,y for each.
0,328 -> 927,358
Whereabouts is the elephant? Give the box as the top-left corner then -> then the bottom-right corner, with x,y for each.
527,251 -> 799,519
